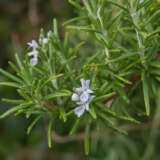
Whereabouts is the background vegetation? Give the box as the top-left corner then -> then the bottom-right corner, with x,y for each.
0,0 -> 160,160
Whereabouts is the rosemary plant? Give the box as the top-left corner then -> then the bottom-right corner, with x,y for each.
0,0 -> 160,155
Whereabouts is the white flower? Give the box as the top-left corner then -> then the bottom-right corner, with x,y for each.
27,40 -> 39,49
42,38 -> 48,44
47,30 -> 52,37
39,37 -> 49,45
27,40 -> 39,66
72,79 -> 95,117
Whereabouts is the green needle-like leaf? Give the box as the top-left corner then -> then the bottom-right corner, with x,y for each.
48,116 -> 55,148
142,71 -> 150,116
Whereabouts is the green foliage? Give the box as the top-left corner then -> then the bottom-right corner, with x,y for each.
0,0 -> 160,156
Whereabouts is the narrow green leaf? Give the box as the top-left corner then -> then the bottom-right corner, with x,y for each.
142,71 -> 150,116
8,61 -> 19,72
92,92 -> 115,102
66,25 -> 101,33
69,117 -> 82,135
107,10 -> 123,28
27,115 -> 42,135
97,110 -> 128,135
48,116 -> 55,148
0,68 -> 22,83
64,32 -> 69,54
0,105 -> 28,119
40,74 -> 64,90
59,107 -> 67,122
150,61 -> 160,68
147,28 -> 160,38
118,116 -> 140,124
144,10 -> 160,26
71,41 -> 85,56
96,102 -> 139,124
113,74 -> 132,85
65,109 -> 74,117
0,82 -> 21,88
107,0 -> 129,12
69,0 -> 84,11
116,86 -> 130,104
44,91 -> 72,100
53,19 -> 59,39
89,106 -> 97,119
97,110 -> 114,126
107,52 -> 138,63
15,54 -> 24,71
63,16 -> 87,26
58,56 -> 76,73
2,98 -> 24,104
96,102 -> 116,117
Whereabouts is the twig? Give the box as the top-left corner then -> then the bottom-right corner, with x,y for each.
52,120 -> 160,143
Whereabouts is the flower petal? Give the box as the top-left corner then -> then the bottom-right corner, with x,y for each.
30,57 -> 38,66
72,93 -> 79,101
27,40 -> 38,49
89,95 -> 95,103
74,106 -> 85,117
28,50 -> 38,57
43,38 -> 48,44
86,80 -> 90,88
80,92 -> 89,103
75,87 -> 83,93
86,89 -> 93,94
85,103 -> 89,111
80,78 -> 86,88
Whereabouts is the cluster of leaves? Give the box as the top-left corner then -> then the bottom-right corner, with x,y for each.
0,0 -> 160,155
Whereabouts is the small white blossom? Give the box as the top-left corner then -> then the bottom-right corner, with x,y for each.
27,40 -> 39,66
39,37 -> 49,45
72,79 -> 95,117
42,38 -> 49,44
47,30 -> 52,38
27,40 -> 39,49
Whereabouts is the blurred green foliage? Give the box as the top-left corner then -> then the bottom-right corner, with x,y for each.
0,0 -> 160,160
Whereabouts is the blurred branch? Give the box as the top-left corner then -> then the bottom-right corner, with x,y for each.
52,120 -> 160,143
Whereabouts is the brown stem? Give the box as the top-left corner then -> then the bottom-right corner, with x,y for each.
40,101 -> 58,111
52,120 -> 160,143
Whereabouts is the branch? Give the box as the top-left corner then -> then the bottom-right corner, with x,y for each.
52,120 -> 160,143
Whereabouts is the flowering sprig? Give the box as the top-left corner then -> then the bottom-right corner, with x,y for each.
72,79 -> 95,117
27,30 -> 52,66
0,0 -> 159,155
